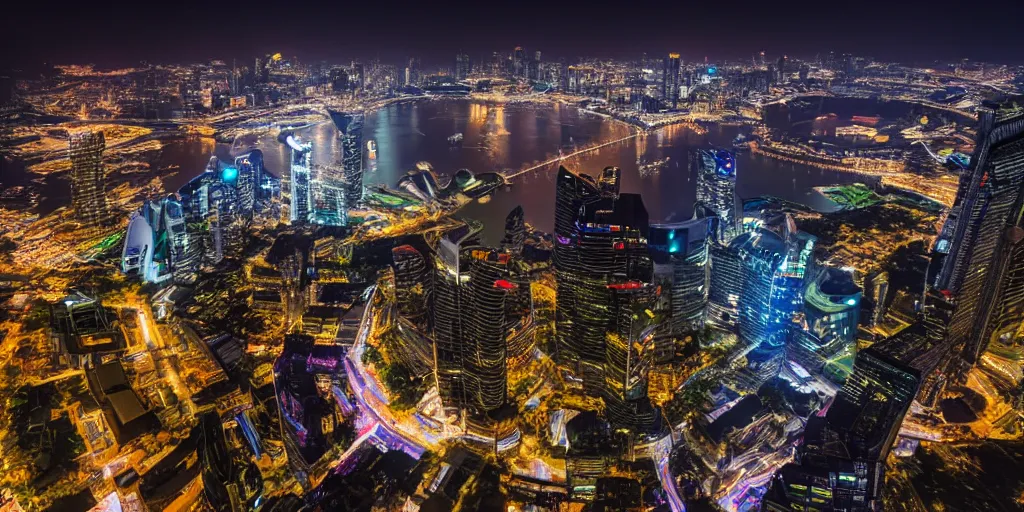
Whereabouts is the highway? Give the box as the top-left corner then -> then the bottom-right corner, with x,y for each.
653,435 -> 686,512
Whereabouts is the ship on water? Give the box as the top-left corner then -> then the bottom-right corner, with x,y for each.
367,140 -> 378,172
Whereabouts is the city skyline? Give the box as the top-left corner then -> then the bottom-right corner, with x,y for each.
5,1 -> 1024,69
2,20 -> 1024,512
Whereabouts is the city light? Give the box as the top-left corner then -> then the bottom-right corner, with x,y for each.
0,28 -> 1020,512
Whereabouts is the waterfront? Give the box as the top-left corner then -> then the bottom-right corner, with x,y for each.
4,99 -> 868,240
232,99 -> 861,242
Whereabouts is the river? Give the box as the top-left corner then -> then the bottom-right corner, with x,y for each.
8,99 -> 868,242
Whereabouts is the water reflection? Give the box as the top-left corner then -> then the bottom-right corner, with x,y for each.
10,99 -> 866,242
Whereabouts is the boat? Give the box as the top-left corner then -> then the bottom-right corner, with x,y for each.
638,157 -> 670,177
732,133 -> 751,151
448,132 -> 464,146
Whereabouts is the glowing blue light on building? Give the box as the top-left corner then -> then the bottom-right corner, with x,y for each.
221,167 -> 238,183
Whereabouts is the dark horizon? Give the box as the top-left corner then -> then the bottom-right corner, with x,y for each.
4,0 -> 1024,69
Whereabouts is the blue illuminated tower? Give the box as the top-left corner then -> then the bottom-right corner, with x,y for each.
286,135 -> 312,225
694,148 -> 739,242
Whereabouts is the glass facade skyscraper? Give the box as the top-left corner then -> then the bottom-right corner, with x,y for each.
553,166 -> 661,433
328,110 -> 364,209
936,99 -> 1024,374
804,267 -> 861,347
662,53 -> 681,108
732,222 -> 815,351
287,135 -> 312,225
694,148 -> 739,242
649,218 -> 712,333
68,131 -> 109,230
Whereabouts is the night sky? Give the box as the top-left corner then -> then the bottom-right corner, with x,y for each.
3,0 -> 1024,69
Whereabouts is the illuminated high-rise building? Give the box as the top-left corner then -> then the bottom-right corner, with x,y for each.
662,53 -> 681,108
733,221 -> 815,351
68,131 -> 109,229
501,205 -> 526,256
763,347 -> 919,511
431,227 -> 476,406
328,110 -> 364,208
707,240 -> 743,330
392,245 -> 431,327
286,135 -> 312,224
162,195 -> 200,284
233,150 -> 264,218
803,267 -> 861,347
694,148 -> 739,241
935,98 -> 1024,375
649,218 -> 712,333
513,47 -> 526,78
603,280 -> 660,431
553,166 -> 661,433
553,166 -> 614,382
455,52 -> 471,80
464,249 -> 514,412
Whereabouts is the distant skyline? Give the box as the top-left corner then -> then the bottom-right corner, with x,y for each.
4,0 -> 1024,68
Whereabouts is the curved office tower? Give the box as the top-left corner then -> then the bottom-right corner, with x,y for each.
734,225 -> 815,351
552,166 -> 607,373
328,110 -> 364,209
286,136 -> 312,225
735,229 -> 787,349
935,99 -> 1024,374
804,267 -> 861,346
430,228 -> 476,407
122,211 -> 157,281
465,249 -> 513,413
694,148 -> 738,242
68,131 -> 109,229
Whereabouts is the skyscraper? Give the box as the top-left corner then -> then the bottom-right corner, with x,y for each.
392,245 -> 431,328
464,249 -> 514,412
455,53 -> 471,81
234,152 -> 258,218
803,267 -> 861,347
431,226 -> 478,407
694,148 -> 739,241
707,239 -> 744,330
733,222 -> 815,351
553,166 -> 661,432
513,47 -> 526,78
286,135 -> 312,224
935,98 -> 1024,375
553,166 -> 611,378
68,131 -> 109,229
662,53 -> 681,109
649,218 -> 712,333
328,110 -> 364,209
763,347 -> 920,511
501,205 -> 526,256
